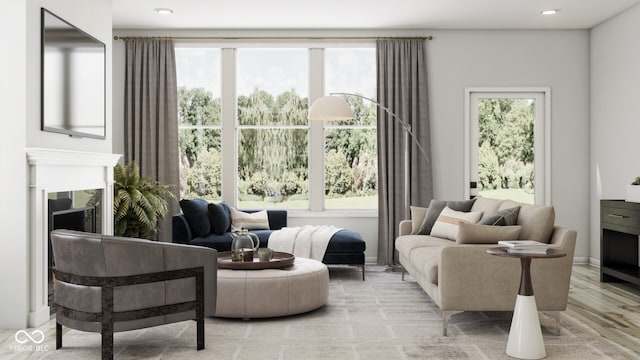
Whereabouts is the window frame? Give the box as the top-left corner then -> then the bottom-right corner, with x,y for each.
463,87 -> 551,205
175,47 -> 223,202
175,42 -> 378,215
235,47 -> 311,210
322,48 -> 378,210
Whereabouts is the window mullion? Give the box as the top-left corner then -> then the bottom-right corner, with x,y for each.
309,48 -> 325,212
221,48 -> 237,207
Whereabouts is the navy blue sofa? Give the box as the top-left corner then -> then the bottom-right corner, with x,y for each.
172,200 -> 366,279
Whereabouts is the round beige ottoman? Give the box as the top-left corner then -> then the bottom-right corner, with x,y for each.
215,257 -> 329,318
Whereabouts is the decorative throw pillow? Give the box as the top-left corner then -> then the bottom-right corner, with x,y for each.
410,206 -> 429,234
179,198 -> 211,238
208,202 -> 231,235
457,222 -> 522,244
480,206 -> 520,226
470,195 -> 504,222
230,208 -> 270,231
430,207 -> 483,241
416,198 -> 476,235
500,200 -> 556,243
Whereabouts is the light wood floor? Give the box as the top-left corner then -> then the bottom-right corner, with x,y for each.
1,264 -> 638,359
566,265 -> 640,359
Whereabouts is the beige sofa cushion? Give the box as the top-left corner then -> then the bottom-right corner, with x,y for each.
410,206 -> 429,234
456,223 -> 522,244
416,199 -> 476,235
395,235 -> 453,258
471,196 -> 504,222
500,200 -> 555,243
430,207 -> 483,241
409,246 -> 442,285
230,208 -> 269,231
479,206 -> 520,226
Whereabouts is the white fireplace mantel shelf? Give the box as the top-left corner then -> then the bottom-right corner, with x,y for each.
26,148 -> 121,327
27,148 -> 121,167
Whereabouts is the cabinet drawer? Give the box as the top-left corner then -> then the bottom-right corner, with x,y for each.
602,206 -> 640,229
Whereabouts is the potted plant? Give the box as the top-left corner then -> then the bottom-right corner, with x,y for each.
626,177 -> 640,203
113,162 -> 175,239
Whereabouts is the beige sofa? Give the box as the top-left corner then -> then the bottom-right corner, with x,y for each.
395,196 -> 576,335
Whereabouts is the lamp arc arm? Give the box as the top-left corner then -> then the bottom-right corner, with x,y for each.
329,92 -> 429,161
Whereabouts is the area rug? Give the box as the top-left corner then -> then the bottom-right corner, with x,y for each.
2,266 -> 624,359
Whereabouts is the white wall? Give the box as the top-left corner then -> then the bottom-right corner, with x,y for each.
112,29 -> 591,262
427,30 -> 591,261
112,39 -> 126,157
590,4 -> 640,264
0,0 -> 111,330
0,1 -> 29,330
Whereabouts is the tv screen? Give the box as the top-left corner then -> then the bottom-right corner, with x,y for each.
41,8 -> 106,139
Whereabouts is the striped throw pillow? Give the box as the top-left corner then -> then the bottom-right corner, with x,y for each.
230,207 -> 270,231
430,206 -> 483,241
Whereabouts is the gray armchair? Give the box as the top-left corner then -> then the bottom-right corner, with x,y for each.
50,229 -> 217,359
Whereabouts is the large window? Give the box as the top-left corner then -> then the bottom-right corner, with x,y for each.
324,48 -> 377,209
236,49 -> 309,209
176,48 -> 222,201
176,45 -> 377,211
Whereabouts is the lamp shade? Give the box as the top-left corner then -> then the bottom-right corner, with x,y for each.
308,96 -> 354,121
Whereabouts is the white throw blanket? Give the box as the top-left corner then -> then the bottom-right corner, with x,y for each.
268,225 -> 341,261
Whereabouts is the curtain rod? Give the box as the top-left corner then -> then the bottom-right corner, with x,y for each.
113,35 -> 433,41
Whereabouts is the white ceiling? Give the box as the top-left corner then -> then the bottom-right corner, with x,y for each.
112,0 -> 640,30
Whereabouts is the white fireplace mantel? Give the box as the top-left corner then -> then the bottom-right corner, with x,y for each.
26,148 -> 121,327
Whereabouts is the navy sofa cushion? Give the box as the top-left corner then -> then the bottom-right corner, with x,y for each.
189,233 -> 234,251
208,202 -> 231,235
187,229 -> 273,252
250,230 -> 273,247
179,199 -> 210,237
322,252 -> 365,265
172,214 -> 193,244
325,230 -> 366,253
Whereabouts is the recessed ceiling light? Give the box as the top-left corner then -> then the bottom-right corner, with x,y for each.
540,9 -> 559,15
154,8 -> 173,15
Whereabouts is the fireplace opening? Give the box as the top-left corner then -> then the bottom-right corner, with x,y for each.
48,189 -> 102,313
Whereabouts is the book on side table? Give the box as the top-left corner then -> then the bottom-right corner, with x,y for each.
498,240 -> 549,254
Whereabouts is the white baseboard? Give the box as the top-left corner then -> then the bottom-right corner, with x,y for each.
588,257 -> 601,268
572,257 -> 590,264
28,306 -> 50,328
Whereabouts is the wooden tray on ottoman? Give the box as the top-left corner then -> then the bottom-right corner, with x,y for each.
217,251 -> 295,270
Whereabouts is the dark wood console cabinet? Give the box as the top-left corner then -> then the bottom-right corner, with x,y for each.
600,200 -> 640,285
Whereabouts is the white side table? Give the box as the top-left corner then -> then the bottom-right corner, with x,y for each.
487,247 -> 566,360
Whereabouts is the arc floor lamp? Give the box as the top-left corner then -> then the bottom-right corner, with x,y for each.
308,93 -> 428,219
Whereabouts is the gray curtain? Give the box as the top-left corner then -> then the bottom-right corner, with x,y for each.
377,39 -> 433,265
124,39 -> 179,242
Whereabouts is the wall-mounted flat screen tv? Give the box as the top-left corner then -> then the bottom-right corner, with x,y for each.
41,8 -> 106,139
